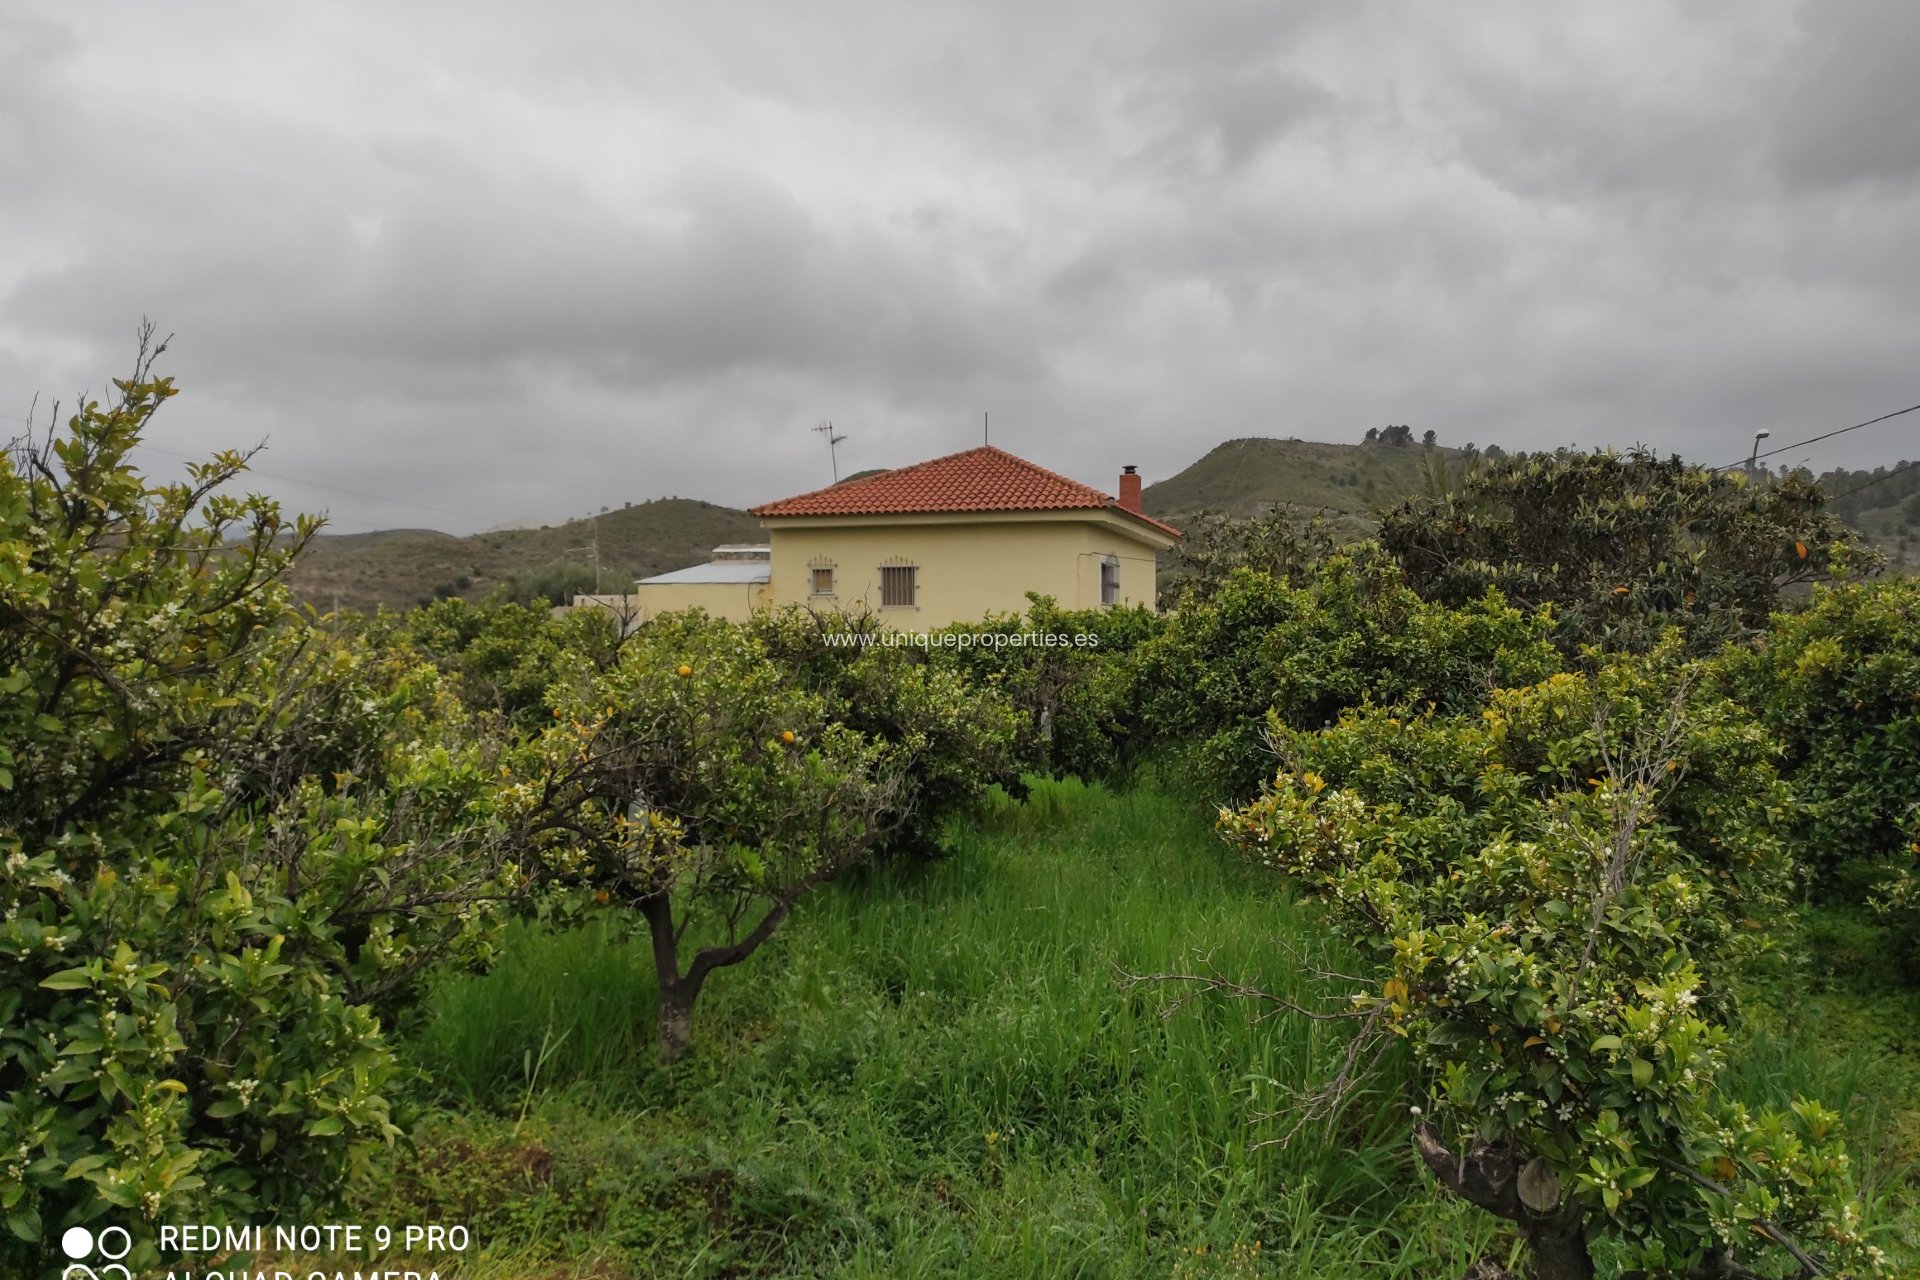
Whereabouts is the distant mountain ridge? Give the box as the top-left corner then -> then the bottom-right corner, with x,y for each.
285,437 -> 1916,611
287,497 -> 763,612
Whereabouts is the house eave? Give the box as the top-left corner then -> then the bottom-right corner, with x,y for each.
754,506 -> 1178,549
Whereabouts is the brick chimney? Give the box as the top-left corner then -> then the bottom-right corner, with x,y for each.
1118,465 -> 1142,514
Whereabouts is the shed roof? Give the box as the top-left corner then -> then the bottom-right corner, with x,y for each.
637,561 -> 772,585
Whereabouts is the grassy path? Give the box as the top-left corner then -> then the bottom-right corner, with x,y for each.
335,777 -> 1915,1277
384,778 -> 1490,1277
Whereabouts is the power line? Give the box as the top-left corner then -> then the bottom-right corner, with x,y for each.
1714,400 -> 1920,471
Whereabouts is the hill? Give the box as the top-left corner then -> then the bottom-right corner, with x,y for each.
1145,439 -> 1916,572
1141,437 -> 1462,534
287,498 -> 764,613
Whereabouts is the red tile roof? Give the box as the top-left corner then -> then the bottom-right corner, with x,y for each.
750,446 -> 1180,538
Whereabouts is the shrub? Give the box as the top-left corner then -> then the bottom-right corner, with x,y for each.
1720,578 -> 1920,971
1216,650 -> 1886,1277
0,353 -> 520,1271
931,595 -> 1162,784
1132,553 -> 1561,799
748,607 -> 1025,856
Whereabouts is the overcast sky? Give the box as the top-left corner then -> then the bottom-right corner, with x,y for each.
3,0 -> 1916,535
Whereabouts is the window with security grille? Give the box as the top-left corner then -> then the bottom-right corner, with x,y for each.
1100,558 -> 1120,606
880,565 -> 917,607
810,566 -> 835,595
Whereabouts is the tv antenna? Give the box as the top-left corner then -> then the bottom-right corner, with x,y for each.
812,420 -> 847,481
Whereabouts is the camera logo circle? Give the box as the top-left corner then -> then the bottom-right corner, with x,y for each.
59,1223 -> 131,1279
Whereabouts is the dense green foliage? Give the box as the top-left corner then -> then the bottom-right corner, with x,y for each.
1722,578 -> 1920,977
492,607 -> 1020,1059
0,362 -> 520,1271
1220,653 -> 1889,1275
1158,509 -> 1341,609
404,594 -> 622,730
490,559 -> 600,608
749,607 -> 1027,857
932,596 -> 1164,782
1132,554 -> 1561,799
1380,449 -> 1874,654
507,614 -> 898,1060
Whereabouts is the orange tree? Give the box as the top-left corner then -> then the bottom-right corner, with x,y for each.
1379,449 -> 1873,656
749,605 -> 1027,853
506,613 -> 901,1061
930,595 -> 1164,784
1131,554 -> 1560,799
0,344 -> 522,1272
403,594 -> 624,732
1215,649 -> 1887,1278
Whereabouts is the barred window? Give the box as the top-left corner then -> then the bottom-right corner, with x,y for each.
810,566 -> 835,595
880,565 -> 917,607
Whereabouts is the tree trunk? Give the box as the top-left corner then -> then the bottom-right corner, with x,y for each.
639,891 -> 702,1064
1521,1215 -> 1594,1280
657,981 -> 696,1064
636,886 -> 804,1063
1414,1126 -> 1595,1280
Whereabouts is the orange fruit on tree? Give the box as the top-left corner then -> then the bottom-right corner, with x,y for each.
675,664 -> 693,678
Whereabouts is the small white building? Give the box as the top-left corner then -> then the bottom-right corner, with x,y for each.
572,545 -> 771,628
633,547 -> 771,621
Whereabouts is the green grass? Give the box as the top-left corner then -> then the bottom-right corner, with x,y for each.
1733,903 -> 1920,1244
379,779 -> 1493,1277
333,778 -> 1919,1278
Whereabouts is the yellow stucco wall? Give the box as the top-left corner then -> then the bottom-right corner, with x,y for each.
762,511 -> 1169,629
573,582 -> 772,627
631,580 -> 771,623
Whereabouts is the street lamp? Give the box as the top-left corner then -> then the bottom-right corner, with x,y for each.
1747,430 -> 1770,479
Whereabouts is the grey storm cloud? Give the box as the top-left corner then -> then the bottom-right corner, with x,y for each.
1,0 -> 1915,535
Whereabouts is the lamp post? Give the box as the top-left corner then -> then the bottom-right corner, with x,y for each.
1747,430 -> 1770,481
